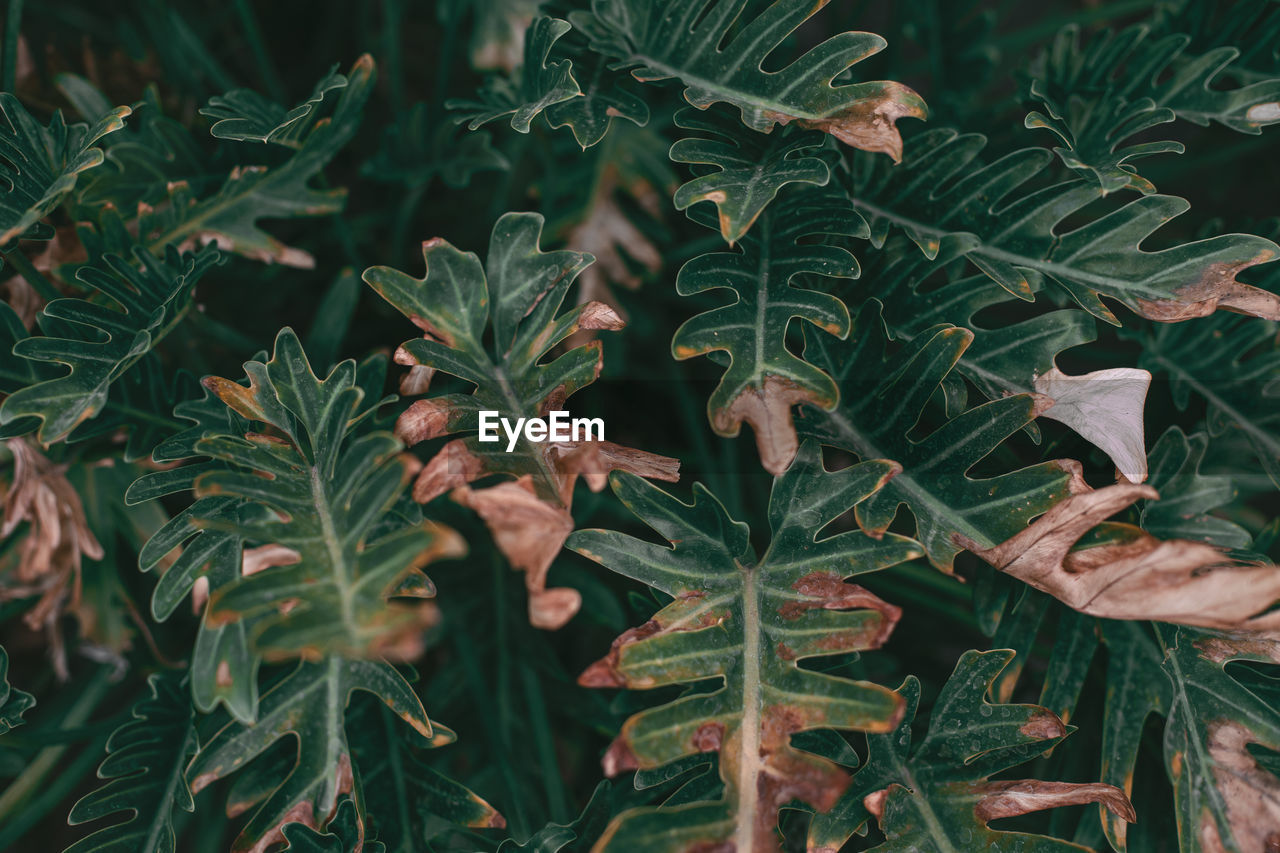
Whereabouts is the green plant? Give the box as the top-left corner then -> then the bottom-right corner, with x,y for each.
1,1 -> 1278,851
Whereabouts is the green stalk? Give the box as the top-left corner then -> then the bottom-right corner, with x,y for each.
233,0 -> 285,102
2,0 -> 22,93
3,248 -> 60,303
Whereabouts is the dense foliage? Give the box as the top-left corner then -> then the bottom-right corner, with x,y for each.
1,1 -> 1278,851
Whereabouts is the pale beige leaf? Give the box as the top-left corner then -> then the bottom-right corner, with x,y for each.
1035,366 -> 1152,482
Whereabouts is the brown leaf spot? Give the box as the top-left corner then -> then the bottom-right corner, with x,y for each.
772,81 -> 927,162
1133,251 -> 1280,322
1019,709 -> 1067,741
579,619 -> 663,687
215,660 -> 233,688
776,642 -> 797,661
396,398 -> 453,446
602,735 -> 640,776
578,301 -> 626,331
692,721 -> 725,753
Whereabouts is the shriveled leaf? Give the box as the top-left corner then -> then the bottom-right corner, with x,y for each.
800,299 -> 1077,568
65,673 -> 197,853
569,443 -> 922,853
809,649 -> 1134,853
673,184 -> 861,475
363,211 -> 678,628
961,473 -> 1280,634
572,0 -> 926,158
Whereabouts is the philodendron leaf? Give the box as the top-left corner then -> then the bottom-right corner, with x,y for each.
64,673 -> 197,853
1140,427 -> 1253,548
0,645 -> 35,734
200,65 -> 347,147
800,299 -> 1076,569
1025,24 -> 1280,194
187,657 -> 479,853
673,183 -> 861,475
670,105 -> 834,245
544,29 -> 649,148
131,328 -> 454,662
568,442 -> 922,853
0,94 -> 130,246
808,649 -> 1134,853
450,17 -> 581,134
571,0 -> 926,159
363,211 -> 678,629
1142,312 -> 1280,488
130,56 -> 377,268
279,799 -> 385,853
0,245 -> 221,445
845,128 -> 1280,323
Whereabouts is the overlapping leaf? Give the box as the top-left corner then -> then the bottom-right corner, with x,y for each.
1025,24 -> 1280,193
0,94 -> 130,246
673,183 -> 860,475
0,245 -> 220,445
1142,312 -> 1280,487
808,650 -> 1133,853
845,128 -> 1280,323
201,65 -> 347,147
799,299 -> 1076,568
64,673 -> 197,853
187,657 -> 465,853
670,105 -> 834,245
129,328 -> 453,663
450,18 -> 581,134
569,443 -> 921,852
0,645 -> 34,734
571,0 -> 926,159
363,211 -> 678,628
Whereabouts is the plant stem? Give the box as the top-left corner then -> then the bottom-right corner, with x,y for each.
233,0 -> 284,102
3,248 -> 60,303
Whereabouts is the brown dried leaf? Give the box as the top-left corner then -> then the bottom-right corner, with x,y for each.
1132,251 -> 1280,322
958,467 -> 1280,634
0,438 -> 104,677
1199,721 -> 1280,853
971,780 -> 1136,823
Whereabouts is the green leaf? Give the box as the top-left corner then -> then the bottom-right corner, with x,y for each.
568,443 -> 922,852
279,799 -> 385,853
362,104 -> 508,188
348,694 -> 504,849
799,299 -> 1075,568
200,65 -> 347,147
845,128 -> 1280,323
0,94 -> 130,246
809,649 -> 1134,853
0,245 -> 221,445
450,18 -> 581,134
363,211 -> 677,628
143,328 -> 451,661
1141,427 -> 1253,549
0,645 -> 34,734
670,105 -> 834,245
1142,313 -> 1280,488
496,781 -> 610,852
672,183 -> 860,475
544,29 -> 649,148
131,55 -> 376,267
868,234 -> 1096,408
571,0 -> 926,159
187,657 -> 438,853
64,674 -> 197,853
1026,24 -> 1280,194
